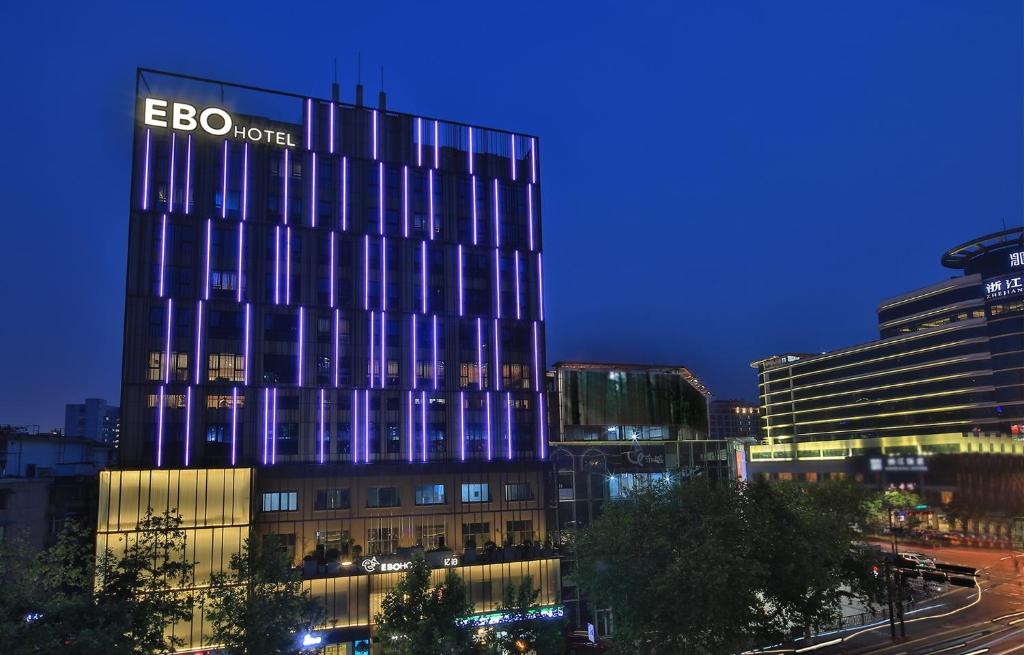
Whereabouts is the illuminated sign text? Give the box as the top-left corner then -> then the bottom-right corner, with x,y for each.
143,98 -> 297,147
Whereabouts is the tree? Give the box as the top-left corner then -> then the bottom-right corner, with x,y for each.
205,537 -> 322,655
374,555 -> 478,655
0,509 -> 197,655
864,488 -> 923,534
575,479 -> 768,654
745,479 -> 881,640
484,576 -> 563,655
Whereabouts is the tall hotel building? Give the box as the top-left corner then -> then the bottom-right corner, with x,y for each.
750,229 -> 1024,531
100,69 -> 557,652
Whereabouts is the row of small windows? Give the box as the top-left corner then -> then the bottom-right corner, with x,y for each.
261,482 -> 533,513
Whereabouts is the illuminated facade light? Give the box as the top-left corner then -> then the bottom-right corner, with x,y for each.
408,391 -> 414,462
459,391 -> 466,461
164,298 -> 173,384
363,388 -> 369,462
537,391 -> 546,459
329,231 -> 336,307
380,311 -> 386,389
428,170 -> 435,239
530,137 -> 536,183
244,303 -> 251,385
514,251 -> 522,319
402,165 -> 409,237
471,176 -> 479,245
272,387 -> 278,465
156,385 -> 164,467
310,155 -> 318,227
506,392 -> 513,460
420,390 -> 427,463
341,156 -> 349,230
184,134 -> 192,214
537,254 -> 544,320
236,222 -> 244,302
527,184 -> 534,251
184,386 -> 191,466
510,133 -> 516,181
242,143 -> 249,220
333,309 -> 340,388
494,249 -> 501,319
168,134 -> 176,213
285,227 -> 292,305
458,244 -> 464,317
158,214 -> 167,297
485,392 -> 492,461
381,237 -> 388,311
421,241 -> 427,314
369,312 -> 376,388
297,307 -> 304,386
468,127 -> 473,174
352,389 -> 359,463
432,315 -> 438,390
493,319 -> 500,390
274,226 -> 281,304
318,388 -> 325,464
262,387 -> 269,465
364,235 -> 370,310
433,120 -> 439,169
372,109 -> 378,160
476,318 -> 484,390
306,98 -> 313,150
531,322 -> 540,391
329,102 -> 335,154
142,128 -> 151,210
378,162 -> 384,235
283,149 -> 290,224
194,300 -> 203,385
204,219 -> 212,300
220,140 -> 228,219
493,179 -> 500,247
230,387 -> 238,466
417,117 -> 423,166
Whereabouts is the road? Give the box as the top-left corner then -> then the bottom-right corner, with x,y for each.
778,544 -> 1024,655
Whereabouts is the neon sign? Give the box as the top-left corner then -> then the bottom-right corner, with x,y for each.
143,98 -> 297,146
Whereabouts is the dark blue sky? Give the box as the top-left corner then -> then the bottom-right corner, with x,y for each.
1,1 -> 1020,430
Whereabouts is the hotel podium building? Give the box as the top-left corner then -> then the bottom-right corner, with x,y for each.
750,229 -> 1024,532
101,69 -> 558,652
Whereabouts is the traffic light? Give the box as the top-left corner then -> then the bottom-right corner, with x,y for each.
871,565 -> 880,578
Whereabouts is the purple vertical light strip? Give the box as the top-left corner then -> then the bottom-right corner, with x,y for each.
485,392 -> 492,461
494,249 -> 502,319
242,144 -> 249,221
428,170 -> 435,240
329,231 -> 336,307
297,307 -> 304,386
531,322 -> 540,391
236,222 -> 244,303
402,166 -> 409,237
457,244 -> 464,316
333,309 -> 340,388
318,388 -> 325,464
285,227 -> 292,305
538,392 -> 547,459
514,251 -> 522,320
407,391 -> 414,462
431,314 -> 438,390
506,392 -> 513,460
272,387 -> 278,465
380,310 -> 386,389
352,389 -> 359,463
420,390 -> 427,463
156,386 -> 164,467
527,184 -> 534,251
381,237 -> 388,311
283,149 -> 290,224
372,109 -> 378,160
221,140 -> 229,219
193,300 -> 203,385
363,389 -> 370,463
411,314 -> 418,389
142,129 -> 151,210
493,318 -> 501,390
329,102 -> 335,154
378,162 -> 385,235
311,155 -> 318,227
468,127 -> 473,174
230,387 -> 238,466
471,176 -> 479,245
262,388 -> 269,465
244,303 -> 251,385
164,298 -> 173,384
459,391 -> 466,461
493,179 -> 500,247
204,219 -> 212,300
420,241 -> 427,314
417,118 -> 423,166
184,135 -> 192,214
341,157 -> 349,230
372,311 -> 380,388
183,386 -> 191,467
306,98 -> 313,150
476,318 -> 484,390
433,120 -> 439,169
530,137 -> 537,184
511,134 -> 517,181
537,254 -> 545,320
168,134 -> 176,213
274,226 -> 281,305
363,235 -> 370,310
158,214 -> 167,297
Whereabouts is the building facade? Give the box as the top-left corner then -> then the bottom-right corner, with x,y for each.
546,362 -> 740,636
106,68 -> 557,653
750,229 -> 1024,528
708,398 -> 761,441
64,398 -> 120,444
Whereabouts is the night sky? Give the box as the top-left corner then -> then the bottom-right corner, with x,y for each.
2,1 -> 1021,430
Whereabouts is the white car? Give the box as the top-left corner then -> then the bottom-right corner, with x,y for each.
899,553 -> 936,569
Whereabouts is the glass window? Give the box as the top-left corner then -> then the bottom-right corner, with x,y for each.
367,527 -> 398,555
367,486 -> 400,508
504,482 -> 533,502
415,484 -> 446,506
416,523 -> 447,550
461,483 -> 490,503
314,488 -> 350,510
261,491 -> 297,512
505,520 -> 534,545
462,522 -> 491,548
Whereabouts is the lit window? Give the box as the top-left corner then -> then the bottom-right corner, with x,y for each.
504,483 -> 533,502
461,483 -> 490,503
261,491 -> 297,512
415,484 -> 446,506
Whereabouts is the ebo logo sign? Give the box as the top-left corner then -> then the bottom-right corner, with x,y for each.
142,98 -> 297,147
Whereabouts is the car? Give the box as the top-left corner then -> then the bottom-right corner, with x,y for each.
898,553 -> 936,570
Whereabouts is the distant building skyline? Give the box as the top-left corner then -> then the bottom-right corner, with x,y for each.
64,398 -> 120,444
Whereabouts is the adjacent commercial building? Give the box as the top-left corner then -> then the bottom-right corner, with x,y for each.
751,229 -> 1024,531
1,426 -> 113,548
106,68 -> 554,652
708,398 -> 761,441
546,361 -> 740,636
64,398 -> 120,444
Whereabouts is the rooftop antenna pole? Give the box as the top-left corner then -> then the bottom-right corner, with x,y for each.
378,65 -> 387,112
355,52 -> 364,107
332,57 -> 339,102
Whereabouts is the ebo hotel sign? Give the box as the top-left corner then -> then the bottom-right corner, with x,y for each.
142,98 -> 297,147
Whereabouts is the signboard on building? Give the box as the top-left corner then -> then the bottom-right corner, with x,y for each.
142,97 -> 298,147
359,554 -> 459,574
985,275 -> 1024,301
869,456 -> 928,472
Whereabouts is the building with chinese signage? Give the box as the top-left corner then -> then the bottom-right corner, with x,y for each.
546,361 -> 741,635
750,229 -> 1024,534
104,68 -> 559,653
